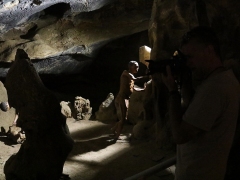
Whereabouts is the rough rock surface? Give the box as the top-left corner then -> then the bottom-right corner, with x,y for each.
0,0 -> 153,76
127,90 -> 145,125
6,125 -> 26,144
74,96 -> 92,120
95,92 -> 117,124
149,0 -> 240,68
60,101 -> 72,118
0,0 -> 115,34
3,49 -> 74,180
0,81 -> 8,102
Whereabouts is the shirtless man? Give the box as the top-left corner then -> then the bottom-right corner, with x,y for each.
112,61 -> 145,139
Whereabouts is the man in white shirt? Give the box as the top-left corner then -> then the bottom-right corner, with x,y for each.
161,26 -> 240,180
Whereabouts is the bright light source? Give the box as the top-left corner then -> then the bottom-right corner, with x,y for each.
139,45 -> 152,66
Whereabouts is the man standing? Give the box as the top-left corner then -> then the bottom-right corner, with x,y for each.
112,61 -> 145,139
161,26 -> 240,180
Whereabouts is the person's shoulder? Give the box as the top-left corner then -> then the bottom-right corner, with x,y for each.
121,70 -> 128,77
122,70 -> 134,78
203,69 -> 240,94
122,70 -> 128,74
215,70 -> 238,85
222,69 -> 240,90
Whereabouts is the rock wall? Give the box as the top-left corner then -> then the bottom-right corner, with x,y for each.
0,0 -> 154,76
95,93 -> 117,124
127,90 -> 145,125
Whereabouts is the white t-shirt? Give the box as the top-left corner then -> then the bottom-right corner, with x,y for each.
175,70 -> 240,180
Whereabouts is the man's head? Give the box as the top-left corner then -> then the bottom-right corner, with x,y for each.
0,102 -> 10,112
128,61 -> 139,74
180,26 -> 222,80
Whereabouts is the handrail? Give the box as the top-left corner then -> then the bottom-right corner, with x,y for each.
124,156 -> 176,180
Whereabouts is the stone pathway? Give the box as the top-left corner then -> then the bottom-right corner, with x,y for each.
0,118 -> 176,180
63,118 -> 175,180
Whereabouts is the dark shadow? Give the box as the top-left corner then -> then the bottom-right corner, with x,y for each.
0,136 -> 18,146
44,3 -> 71,19
0,62 -> 13,68
20,25 -> 38,40
33,0 -> 42,5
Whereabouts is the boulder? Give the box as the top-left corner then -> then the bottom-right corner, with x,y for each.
6,125 -> 26,144
60,101 -> 72,118
74,96 -> 92,120
127,90 -> 145,125
95,93 -> 117,124
4,49 -> 74,180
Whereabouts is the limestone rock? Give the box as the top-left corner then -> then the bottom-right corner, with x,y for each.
6,125 -> 26,144
95,93 -> 117,124
142,80 -> 154,121
127,90 -> 145,125
60,101 -> 74,118
0,0 -> 115,35
0,0 -> 154,76
4,49 -> 74,180
0,81 -> 8,102
74,96 -> 92,120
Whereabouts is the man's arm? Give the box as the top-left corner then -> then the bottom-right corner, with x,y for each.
161,66 -> 202,144
132,75 -> 149,82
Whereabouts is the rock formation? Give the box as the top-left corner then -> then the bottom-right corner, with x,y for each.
95,92 -> 117,124
60,101 -> 73,118
127,90 -> 145,125
74,96 -> 92,120
0,0 -> 154,76
131,80 -> 157,140
6,125 -> 26,144
4,49 -> 74,180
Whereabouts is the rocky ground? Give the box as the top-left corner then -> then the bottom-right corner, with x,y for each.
0,118 -> 175,180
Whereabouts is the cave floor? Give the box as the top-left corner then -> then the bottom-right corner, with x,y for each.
0,118 -> 175,180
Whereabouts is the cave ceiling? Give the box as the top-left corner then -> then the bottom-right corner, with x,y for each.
0,0 -> 153,76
